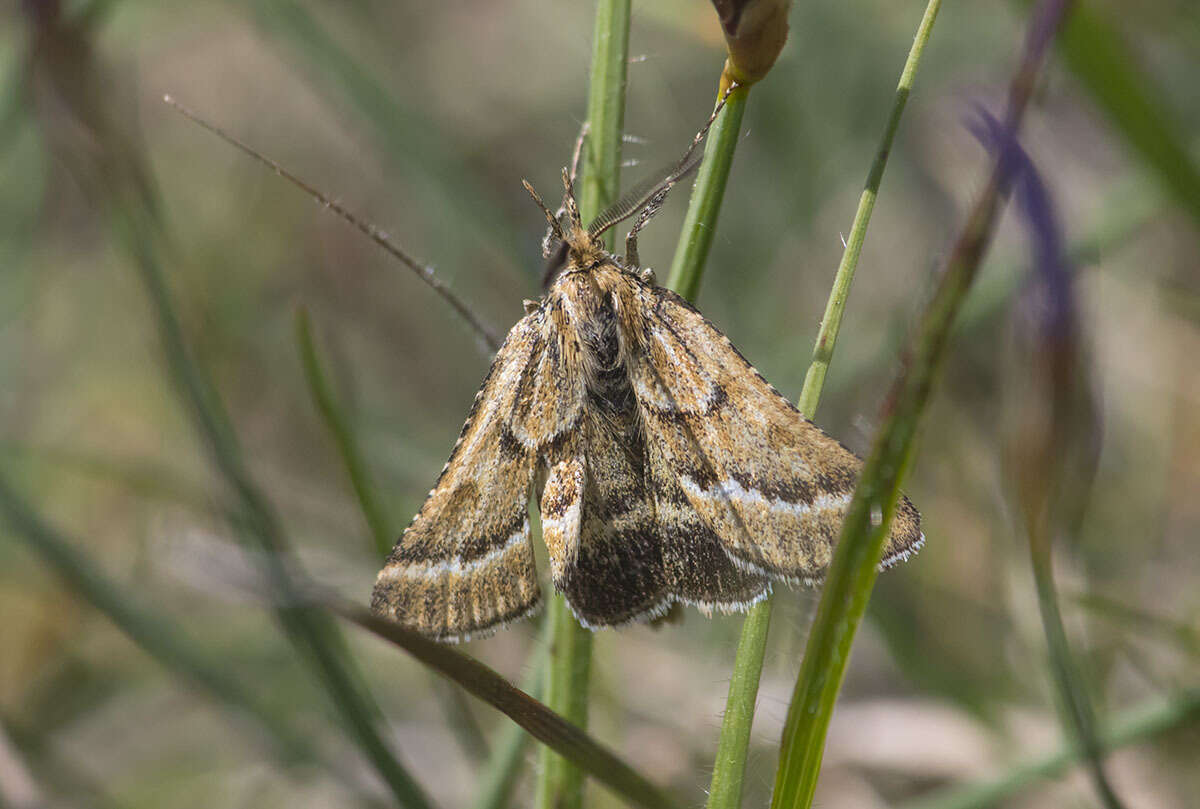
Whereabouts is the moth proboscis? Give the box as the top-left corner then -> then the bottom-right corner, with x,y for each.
372,117 -> 923,643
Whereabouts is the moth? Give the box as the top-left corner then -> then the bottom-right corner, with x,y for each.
372,117 -> 922,643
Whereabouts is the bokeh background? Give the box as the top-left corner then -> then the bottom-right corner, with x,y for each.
2,1 -> 1198,808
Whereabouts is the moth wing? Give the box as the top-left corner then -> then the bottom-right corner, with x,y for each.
537,274 -> 673,627
616,277 -> 922,583
540,419 -> 678,628
644,434 -> 771,613
372,309 -> 582,642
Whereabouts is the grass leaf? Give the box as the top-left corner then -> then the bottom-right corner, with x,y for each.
336,602 -> 679,809
770,2 -> 1073,805
706,2 -> 943,806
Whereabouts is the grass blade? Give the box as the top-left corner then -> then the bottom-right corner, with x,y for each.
296,306 -> 491,763
706,3 -> 943,806
114,203 -> 436,809
469,649 -> 548,809
335,602 -> 678,809
21,16 -> 433,801
796,0 -> 944,416
0,472 -> 317,770
770,2 -> 1074,806
295,307 -> 395,557
998,123 -> 1125,808
1050,0 -> 1200,228
664,82 -> 749,301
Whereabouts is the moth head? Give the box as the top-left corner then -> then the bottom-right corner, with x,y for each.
524,170 -> 608,280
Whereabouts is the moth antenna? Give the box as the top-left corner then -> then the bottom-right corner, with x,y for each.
587,82 -> 739,242
523,179 -> 565,247
162,95 -> 502,353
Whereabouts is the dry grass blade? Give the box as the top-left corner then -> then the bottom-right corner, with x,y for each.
333,601 -> 679,809
771,1 -> 1076,806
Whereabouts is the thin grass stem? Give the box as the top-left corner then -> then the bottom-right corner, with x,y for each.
770,2 -> 1074,806
664,84 -> 748,301
296,308 -> 395,557
296,307 -> 493,762
797,0 -> 944,416
336,601 -> 677,809
117,205 -> 436,809
470,620 -> 552,809
1030,544 -> 1127,809
706,3 -> 943,807
535,2 -> 630,808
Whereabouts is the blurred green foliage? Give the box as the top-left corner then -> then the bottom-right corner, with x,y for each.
1,1 -> 1198,808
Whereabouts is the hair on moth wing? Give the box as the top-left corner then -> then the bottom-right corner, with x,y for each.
371,89 -> 923,643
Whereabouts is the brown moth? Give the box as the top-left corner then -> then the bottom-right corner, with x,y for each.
372,123 -> 922,643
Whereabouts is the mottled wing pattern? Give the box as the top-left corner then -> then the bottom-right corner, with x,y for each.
645,433 -> 771,613
546,268 -> 768,626
371,308 -> 584,642
548,411 -> 674,627
538,273 -> 672,627
608,269 -> 922,583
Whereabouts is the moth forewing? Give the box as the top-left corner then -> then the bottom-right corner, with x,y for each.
370,313 -> 548,642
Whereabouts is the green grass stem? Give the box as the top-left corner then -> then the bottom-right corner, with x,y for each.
23,23 -> 434,806
296,307 -> 491,763
664,85 -> 748,301
115,204 -> 436,809
797,0 -> 943,416
296,308 -> 394,558
470,621 -> 552,809
337,602 -> 677,809
770,2 -> 1072,805
536,2 -> 630,808
705,3 -> 942,807
1030,549 -> 1126,809
655,62 -> 755,809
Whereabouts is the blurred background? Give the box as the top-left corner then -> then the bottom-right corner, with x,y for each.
1,1 -> 1198,808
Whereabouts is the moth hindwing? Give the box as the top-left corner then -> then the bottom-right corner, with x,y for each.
370,172 -> 923,643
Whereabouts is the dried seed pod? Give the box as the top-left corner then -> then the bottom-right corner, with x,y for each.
711,0 -> 791,84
